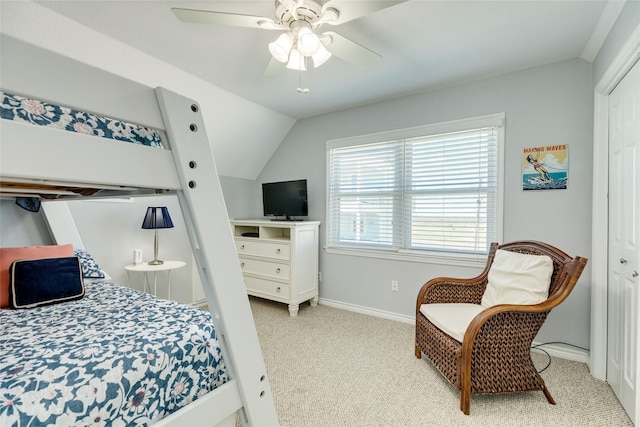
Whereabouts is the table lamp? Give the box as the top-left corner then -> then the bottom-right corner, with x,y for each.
141,206 -> 174,265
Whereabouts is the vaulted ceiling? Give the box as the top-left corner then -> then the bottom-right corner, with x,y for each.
1,1 -> 621,179
33,0 -> 616,119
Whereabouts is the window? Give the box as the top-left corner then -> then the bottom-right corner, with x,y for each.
327,114 -> 504,261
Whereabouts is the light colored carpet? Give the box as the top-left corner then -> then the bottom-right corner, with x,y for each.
248,297 -> 632,427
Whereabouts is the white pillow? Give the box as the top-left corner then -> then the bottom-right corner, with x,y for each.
480,249 -> 553,308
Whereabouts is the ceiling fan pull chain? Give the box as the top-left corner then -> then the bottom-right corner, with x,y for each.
297,67 -> 310,94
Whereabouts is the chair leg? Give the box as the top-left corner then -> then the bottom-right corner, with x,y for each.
415,346 -> 422,359
460,349 -> 472,415
460,374 -> 471,415
460,390 -> 470,415
542,385 -> 556,405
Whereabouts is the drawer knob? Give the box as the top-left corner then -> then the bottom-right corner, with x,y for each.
276,248 -> 281,254
276,286 -> 281,292
240,244 -> 245,250
276,268 -> 281,273
241,262 -> 245,268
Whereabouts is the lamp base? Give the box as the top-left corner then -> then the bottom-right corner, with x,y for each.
148,229 -> 164,265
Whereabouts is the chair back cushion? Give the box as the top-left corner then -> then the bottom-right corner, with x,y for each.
481,249 -> 553,308
420,303 -> 485,342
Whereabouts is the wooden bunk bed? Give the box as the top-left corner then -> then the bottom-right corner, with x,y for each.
0,59 -> 278,426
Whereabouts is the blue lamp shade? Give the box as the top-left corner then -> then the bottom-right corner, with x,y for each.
142,207 -> 173,265
142,207 -> 174,230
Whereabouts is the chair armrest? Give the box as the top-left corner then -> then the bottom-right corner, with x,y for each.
456,304 -> 552,401
462,303 -> 552,354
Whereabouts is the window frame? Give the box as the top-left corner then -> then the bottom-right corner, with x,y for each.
325,113 -> 505,267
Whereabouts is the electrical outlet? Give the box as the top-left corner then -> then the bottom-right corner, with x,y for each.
391,280 -> 399,292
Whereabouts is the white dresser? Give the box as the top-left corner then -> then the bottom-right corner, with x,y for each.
231,219 -> 320,316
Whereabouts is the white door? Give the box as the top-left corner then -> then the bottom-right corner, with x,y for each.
608,58 -> 640,424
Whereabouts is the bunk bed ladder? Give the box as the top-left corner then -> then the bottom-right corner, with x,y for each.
154,88 -> 279,426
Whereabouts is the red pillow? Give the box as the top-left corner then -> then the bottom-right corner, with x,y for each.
0,244 -> 74,308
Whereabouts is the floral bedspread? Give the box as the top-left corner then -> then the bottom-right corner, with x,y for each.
0,91 -> 163,148
0,281 -> 228,426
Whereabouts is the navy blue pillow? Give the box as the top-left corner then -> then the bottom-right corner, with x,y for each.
9,256 -> 85,308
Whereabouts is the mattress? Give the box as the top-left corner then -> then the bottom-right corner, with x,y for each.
0,281 -> 228,426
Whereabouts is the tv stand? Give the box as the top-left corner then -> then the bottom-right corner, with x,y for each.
231,219 -> 320,316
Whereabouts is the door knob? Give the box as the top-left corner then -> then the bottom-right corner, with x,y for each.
620,258 -> 627,264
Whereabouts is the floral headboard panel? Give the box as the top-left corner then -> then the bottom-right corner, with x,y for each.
0,91 -> 164,148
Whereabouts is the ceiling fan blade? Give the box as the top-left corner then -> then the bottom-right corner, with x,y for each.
323,31 -> 381,68
171,7 -> 280,29
263,57 -> 286,76
321,0 -> 406,26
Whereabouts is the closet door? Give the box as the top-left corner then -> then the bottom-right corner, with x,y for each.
607,58 -> 640,424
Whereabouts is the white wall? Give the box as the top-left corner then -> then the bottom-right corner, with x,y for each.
0,197 -> 197,304
0,177 -> 262,305
0,195 -> 210,303
219,176 -> 262,220
0,200 -> 53,247
65,196 -> 195,303
256,58 -> 594,347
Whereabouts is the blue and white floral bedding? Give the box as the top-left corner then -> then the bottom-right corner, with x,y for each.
0,91 -> 163,148
0,281 -> 228,426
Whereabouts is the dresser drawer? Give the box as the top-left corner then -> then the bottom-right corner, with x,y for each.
235,239 -> 290,260
239,257 -> 290,280
243,276 -> 291,299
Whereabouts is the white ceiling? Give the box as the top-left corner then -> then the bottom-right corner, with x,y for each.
33,0 -> 617,120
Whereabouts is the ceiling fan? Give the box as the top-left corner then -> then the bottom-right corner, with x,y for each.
172,1 -> 403,75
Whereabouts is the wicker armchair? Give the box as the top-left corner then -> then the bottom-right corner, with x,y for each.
415,240 -> 588,415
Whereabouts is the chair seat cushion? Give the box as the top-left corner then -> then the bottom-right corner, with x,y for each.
420,303 -> 485,342
481,249 -> 553,308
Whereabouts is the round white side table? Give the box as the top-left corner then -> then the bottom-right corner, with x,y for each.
125,260 -> 186,300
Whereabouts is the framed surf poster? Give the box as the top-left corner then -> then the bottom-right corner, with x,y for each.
522,145 -> 568,190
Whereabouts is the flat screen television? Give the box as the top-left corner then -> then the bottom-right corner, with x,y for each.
262,179 -> 308,221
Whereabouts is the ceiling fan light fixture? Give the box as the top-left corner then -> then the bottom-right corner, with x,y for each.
311,43 -> 331,68
297,27 -> 320,56
286,48 -> 306,71
269,32 -> 293,63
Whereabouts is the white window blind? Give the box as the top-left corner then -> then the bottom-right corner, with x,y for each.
327,114 -> 503,258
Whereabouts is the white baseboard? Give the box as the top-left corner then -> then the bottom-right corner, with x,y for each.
531,341 -> 590,364
318,297 -> 590,364
319,297 -> 415,324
